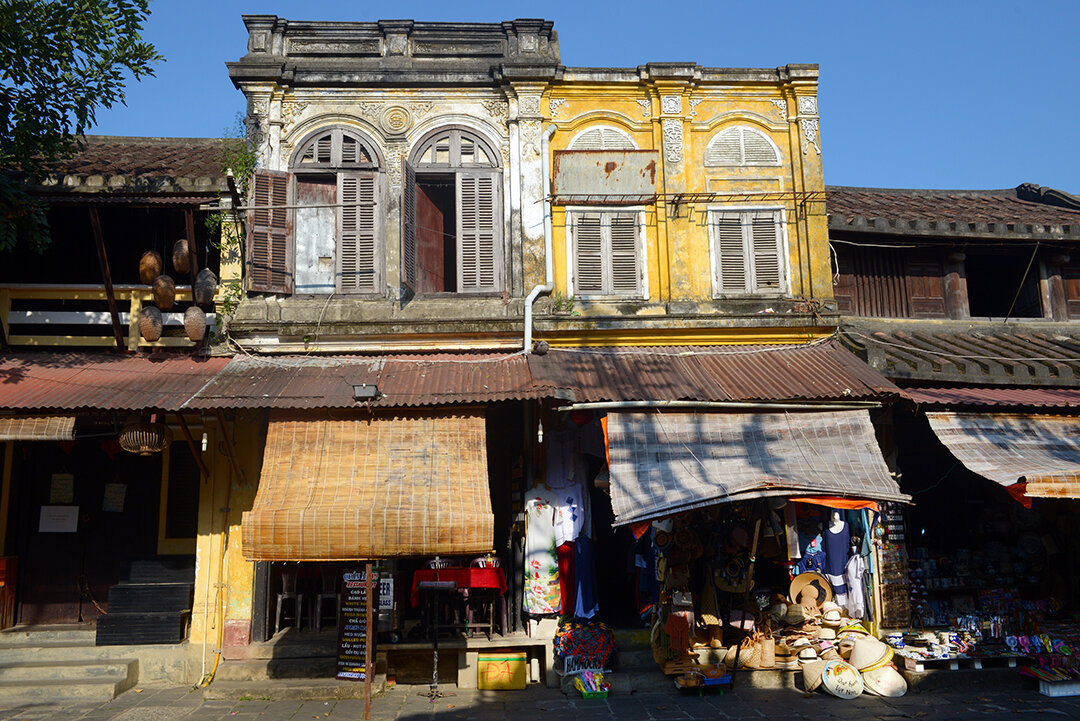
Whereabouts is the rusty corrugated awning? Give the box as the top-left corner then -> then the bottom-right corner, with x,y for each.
528,340 -> 901,403
187,352 -> 557,409
0,415 -> 75,441
907,386 -> 1080,409
241,410 -> 494,561
926,412 -> 1080,500
605,410 -> 908,525
0,352 -> 230,411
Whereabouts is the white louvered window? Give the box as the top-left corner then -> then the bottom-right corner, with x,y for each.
287,127 -> 382,295
705,127 -> 781,167
709,209 -> 786,295
569,210 -> 644,297
568,126 -> 637,150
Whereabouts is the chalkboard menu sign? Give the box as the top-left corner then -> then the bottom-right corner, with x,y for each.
337,567 -> 377,682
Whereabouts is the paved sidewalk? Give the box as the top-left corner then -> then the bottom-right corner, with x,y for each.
1,681 -> 1079,721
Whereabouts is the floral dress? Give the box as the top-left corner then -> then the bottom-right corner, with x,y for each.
524,486 -> 562,614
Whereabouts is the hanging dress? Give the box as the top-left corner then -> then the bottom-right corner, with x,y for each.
822,520 -> 851,610
523,485 -> 562,615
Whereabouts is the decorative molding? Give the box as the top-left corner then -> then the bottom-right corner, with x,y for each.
250,98 -> 269,121
520,119 -> 542,160
411,101 -> 436,119
798,96 -> 818,115
800,118 -> 821,155
549,98 -> 567,119
280,100 -> 307,132
357,102 -> 383,120
662,119 -> 683,163
380,105 -> 412,136
518,95 -> 542,117
635,98 -> 652,118
661,94 -> 682,115
688,97 -> 705,117
385,144 -> 405,189
482,99 -> 508,120
769,99 -> 788,119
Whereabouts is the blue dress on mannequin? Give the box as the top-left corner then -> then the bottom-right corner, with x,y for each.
822,512 -> 850,607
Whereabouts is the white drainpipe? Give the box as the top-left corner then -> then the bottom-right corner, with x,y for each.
524,124 -> 557,352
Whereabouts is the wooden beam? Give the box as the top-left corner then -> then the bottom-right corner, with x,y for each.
216,409 -> 247,488
184,207 -> 200,287
0,442 -> 13,555
89,207 -> 126,352
177,414 -> 212,481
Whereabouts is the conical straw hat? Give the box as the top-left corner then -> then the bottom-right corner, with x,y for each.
802,659 -> 828,692
850,637 -> 892,671
863,664 -> 908,697
821,660 -> 864,699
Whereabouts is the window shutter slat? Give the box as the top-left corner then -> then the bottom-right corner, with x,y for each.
573,212 -> 605,294
750,211 -> 782,290
401,160 -> 417,292
706,128 -> 743,166
247,169 -> 293,294
609,213 -> 640,294
715,213 -> 748,293
569,127 -> 636,150
338,173 -> 378,293
457,172 -> 500,292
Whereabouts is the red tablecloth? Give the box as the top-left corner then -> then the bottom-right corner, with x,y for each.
410,567 -> 507,607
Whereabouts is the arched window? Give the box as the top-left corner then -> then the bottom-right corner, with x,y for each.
705,127 -> 781,167
568,126 -> 637,151
403,128 -> 503,294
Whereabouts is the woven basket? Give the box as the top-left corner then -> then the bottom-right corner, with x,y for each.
119,415 -> 170,456
172,239 -> 190,273
194,268 -> 218,305
184,306 -> 207,342
152,275 -> 176,310
139,251 -> 162,285
139,305 -> 163,342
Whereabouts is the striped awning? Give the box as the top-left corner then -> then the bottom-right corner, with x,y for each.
241,410 -> 494,561
926,412 -> 1080,499
604,410 -> 907,526
0,415 -> 75,441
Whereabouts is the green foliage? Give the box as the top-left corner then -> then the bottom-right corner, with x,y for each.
0,0 -> 162,251
218,113 -> 260,198
551,291 -> 577,313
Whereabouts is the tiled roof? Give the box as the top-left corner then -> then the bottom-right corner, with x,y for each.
841,320 -> 1080,386
826,184 -> 1080,241
29,136 -> 229,196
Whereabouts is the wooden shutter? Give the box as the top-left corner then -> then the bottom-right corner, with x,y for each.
714,212 -> 748,293
906,255 -> 948,318
610,212 -> 641,294
749,211 -> 783,291
247,169 -> 293,293
743,130 -> 780,165
573,212 -> 604,294
401,160 -> 417,293
337,172 -> 378,293
706,128 -> 742,166
457,171 -> 501,292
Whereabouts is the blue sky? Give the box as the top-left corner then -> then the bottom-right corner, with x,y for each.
89,0 -> 1079,193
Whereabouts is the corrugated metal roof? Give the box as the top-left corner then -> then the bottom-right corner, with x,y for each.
527,340 -> 901,403
843,321 -> 1080,386
0,352 -> 229,411
906,386 -> 1080,409
186,353 -> 557,409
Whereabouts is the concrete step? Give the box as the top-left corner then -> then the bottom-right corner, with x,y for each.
201,675 -> 387,701
0,658 -> 135,682
214,656 -> 339,681
0,658 -> 137,702
611,628 -> 652,651
0,640 -> 106,662
0,624 -> 97,645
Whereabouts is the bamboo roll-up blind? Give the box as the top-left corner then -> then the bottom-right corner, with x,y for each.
0,416 -> 75,441
242,410 -> 493,561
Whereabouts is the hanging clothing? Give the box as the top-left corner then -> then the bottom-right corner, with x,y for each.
557,541 -> 576,614
574,533 -> 599,618
845,551 -> 868,619
794,534 -> 826,575
553,480 -> 587,546
822,519 -> 851,609
523,486 -> 561,614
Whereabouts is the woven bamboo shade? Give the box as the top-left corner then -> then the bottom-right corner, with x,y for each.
242,410 -> 493,561
0,415 -> 75,441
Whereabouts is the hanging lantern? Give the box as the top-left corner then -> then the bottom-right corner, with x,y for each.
152,274 -> 176,310
118,414 -> 170,456
139,251 -> 163,285
139,305 -> 163,342
194,268 -> 218,306
172,239 -> 191,274
184,306 -> 207,342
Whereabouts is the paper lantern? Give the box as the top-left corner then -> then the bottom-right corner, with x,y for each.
172,239 -> 191,274
139,305 -> 163,342
139,251 -> 163,285
194,268 -> 218,305
184,306 -> 207,342
152,274 -> 176,310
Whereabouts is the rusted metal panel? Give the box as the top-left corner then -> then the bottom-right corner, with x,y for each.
0,352 -> 229,411
186,353 -> 558,409
926,411 -> 1080,498
906,386 -> 1080,409
552,150 -> 659,205
527,340 -> 902,403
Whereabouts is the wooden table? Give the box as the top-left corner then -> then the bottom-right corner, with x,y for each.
411,567 -> 508,637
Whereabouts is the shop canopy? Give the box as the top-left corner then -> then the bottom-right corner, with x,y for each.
241,410 -> 494,561
604,410 -> 907,526
0,415 -> 75,441
925,412 -> 1080,500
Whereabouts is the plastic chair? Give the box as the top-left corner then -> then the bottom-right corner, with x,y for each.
312,567 -> 339,631
275,567 -> 303,633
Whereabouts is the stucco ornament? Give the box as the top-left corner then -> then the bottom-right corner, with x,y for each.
357,102 -> 383,120
770,99 -> 788,119
520,119 -> 542,160
662,119 -> 683,163
385,145 -> 405,189
661,94 -> 682,115
549,98 -> 567,119
798,96 -> 818,115
482,100 -> 508,119
688,97 -> 704,117
635,98 -> 652,118
518,94 -> 542,117
280,100 -> 308,133
800,118 -> 821,155
380,105 -> 413,136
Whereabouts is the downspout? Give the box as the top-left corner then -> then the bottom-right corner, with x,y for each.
524,124 -> 558,352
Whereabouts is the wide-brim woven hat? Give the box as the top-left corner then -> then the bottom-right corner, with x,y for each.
789,572 -> 833,608
821,660 -> 865,699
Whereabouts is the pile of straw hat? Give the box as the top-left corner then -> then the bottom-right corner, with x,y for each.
850,636 -> 907,697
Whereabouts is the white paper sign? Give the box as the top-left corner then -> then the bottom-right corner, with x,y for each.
39,506 -> 79,533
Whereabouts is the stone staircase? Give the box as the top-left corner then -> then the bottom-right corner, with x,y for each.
96,557 -> 195,646
0,625 -> 138,702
